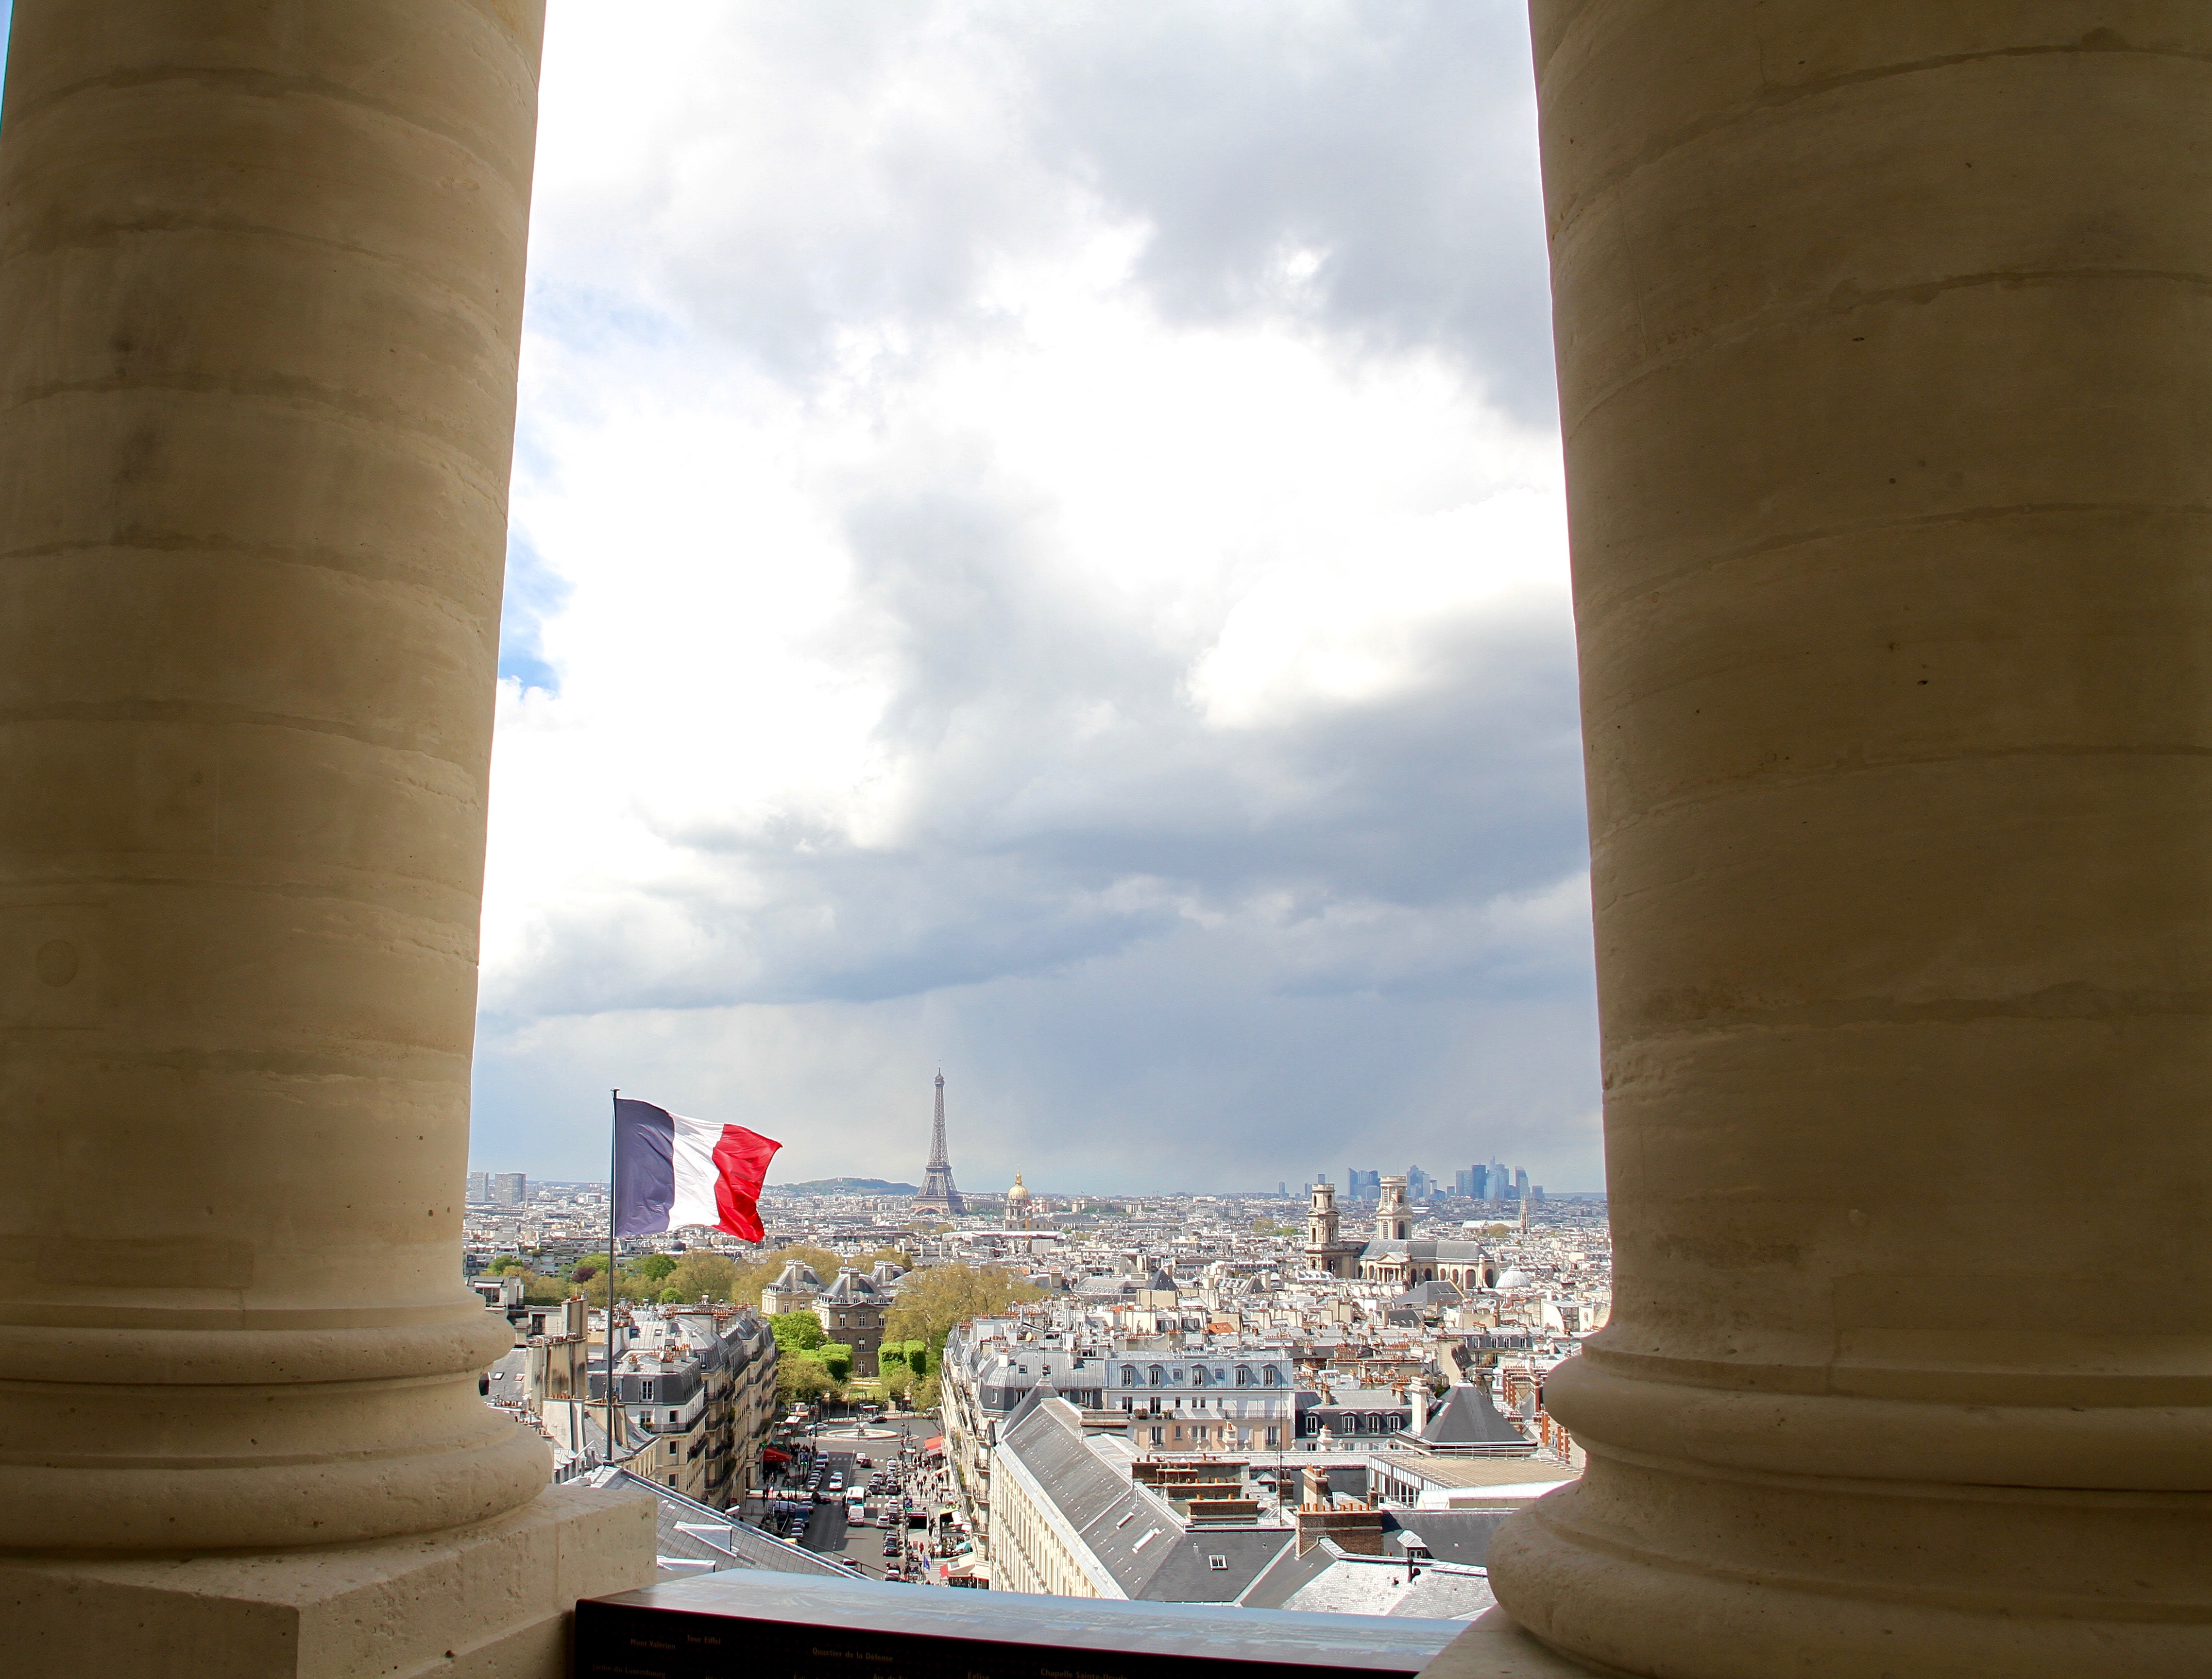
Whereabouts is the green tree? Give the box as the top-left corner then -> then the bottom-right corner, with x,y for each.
563,1253 -> 659,1310
770,1311 -> 824,1352
818,1342 -> 854,1382
776,1351 -> 838,1405
900,1339 -> 929,1377
630,1252 -> 679,1283
664,1251 -> 739,1302
884,1264 -> 1041,1380
658,1286 -> 684,1304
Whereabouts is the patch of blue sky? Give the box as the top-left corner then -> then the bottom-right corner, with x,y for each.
498,532 -> 569,696
522,279 -> 687,352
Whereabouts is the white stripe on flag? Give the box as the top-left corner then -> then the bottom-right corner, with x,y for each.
667,1112 -> 726,1231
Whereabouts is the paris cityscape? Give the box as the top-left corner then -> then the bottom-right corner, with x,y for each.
15,0 -> 2157,1673
466,1072 -> 1608,1615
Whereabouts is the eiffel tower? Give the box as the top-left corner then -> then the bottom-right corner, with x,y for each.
912,1069 -> 965,1215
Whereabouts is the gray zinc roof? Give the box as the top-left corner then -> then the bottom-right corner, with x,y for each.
995,1397 -> 1295,1603
1420,1385 -> 1529,1448
1137,1528 -> 1297,1604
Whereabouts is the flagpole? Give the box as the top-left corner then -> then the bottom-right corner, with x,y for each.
607,1087 -> 618,1466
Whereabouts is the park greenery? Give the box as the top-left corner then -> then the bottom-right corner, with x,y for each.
883,1263 -> 1043,1408
486,1242 -> 846,1313
483,1245 -> 1040,1411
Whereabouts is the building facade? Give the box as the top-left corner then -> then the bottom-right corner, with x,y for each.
814,1267 -> 891,1378
580,1303 -> 779,1509
989,1395 -> 1296,1604
758,1259 -> 823,1317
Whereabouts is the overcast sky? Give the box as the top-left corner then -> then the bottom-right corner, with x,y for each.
459,0 -> 1600,1195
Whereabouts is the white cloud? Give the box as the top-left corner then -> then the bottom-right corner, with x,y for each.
472,0 -> 1601,1195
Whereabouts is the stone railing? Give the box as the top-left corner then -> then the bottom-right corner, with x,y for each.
573,1570 -> 1596,1679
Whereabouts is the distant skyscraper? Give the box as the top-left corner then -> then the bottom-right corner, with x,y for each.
466,1171 -> 489,1203
1515,1167 -> 1531,1200
1346,1168 -> 1380,1201
1407,1165 -> 1433,1202
1485,1162 -> 1512,1201
1454,1167 -> 1474,1199
911,1071 -> 966,1216
490,1172 -> 526,1208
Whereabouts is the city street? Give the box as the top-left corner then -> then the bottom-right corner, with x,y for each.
775,1413 -> 967,1581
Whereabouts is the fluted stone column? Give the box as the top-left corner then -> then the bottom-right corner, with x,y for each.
1486,6 -> 2212,1677
0,5 -> 651,1669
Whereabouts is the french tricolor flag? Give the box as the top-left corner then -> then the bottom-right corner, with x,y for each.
613,1098 -> 781,1244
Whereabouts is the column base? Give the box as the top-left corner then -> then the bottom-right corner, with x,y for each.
1420,1607 -> 1615,1679
1489,1463 -> 2212,1679
0,1482 -> 655,1679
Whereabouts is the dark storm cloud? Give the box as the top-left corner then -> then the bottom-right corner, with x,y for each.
477,1 -> 1602,1191
484,479 -> 1586,1023
1012,1 -> 1556,420
549,1 -> 1553,419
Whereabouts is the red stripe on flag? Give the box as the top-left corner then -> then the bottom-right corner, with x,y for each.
711,1124 -> 781,1242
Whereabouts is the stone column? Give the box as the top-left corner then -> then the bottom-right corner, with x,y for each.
0,7 -> 651,1667
1486,7 -> 2212,1677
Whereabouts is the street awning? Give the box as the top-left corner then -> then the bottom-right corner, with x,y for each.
763,1447 -> 793,1463
923,1436 -> 945,1455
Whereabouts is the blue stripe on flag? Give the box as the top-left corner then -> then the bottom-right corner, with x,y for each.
613,1097 -> 676,1235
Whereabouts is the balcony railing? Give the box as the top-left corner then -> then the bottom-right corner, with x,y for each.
574,1571 -> 1527,1679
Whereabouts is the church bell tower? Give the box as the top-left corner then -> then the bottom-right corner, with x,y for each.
1376,1174 -> 1412,1243
1303,1176 -> 1360,1278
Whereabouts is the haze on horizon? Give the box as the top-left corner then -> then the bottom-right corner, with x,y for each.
470,0 -> 1603,1196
